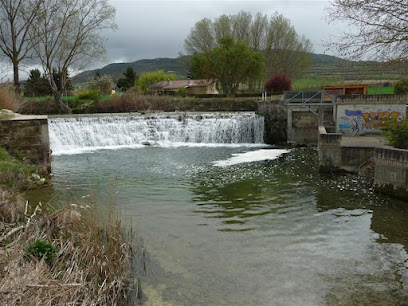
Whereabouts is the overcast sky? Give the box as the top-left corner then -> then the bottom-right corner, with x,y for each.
0,0 -> 340,81
103,0 -> 337,65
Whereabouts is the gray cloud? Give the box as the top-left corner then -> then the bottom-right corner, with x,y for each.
103,0 -> 337,65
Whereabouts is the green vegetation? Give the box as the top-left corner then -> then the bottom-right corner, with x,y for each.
292,77 -> 343,90
367,86 -> 394,94
0,147 -> 36,190
25,239 -> 58,264
117,66 -> 138,91
137,69 -> 177,94
383,118 -> 408,149
394,78 -> 408,95
77,89 -> 100,102
191,36 -> 264,97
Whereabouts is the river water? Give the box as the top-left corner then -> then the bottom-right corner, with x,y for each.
40,146 -> 408,305
37,113 -> 408,305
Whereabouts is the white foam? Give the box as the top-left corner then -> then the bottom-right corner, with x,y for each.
213,149 -> 290,167
52,142 -> 269,156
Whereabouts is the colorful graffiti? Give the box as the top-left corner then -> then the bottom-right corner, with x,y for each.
361,111 -> 401,128
337,106 -> 405,136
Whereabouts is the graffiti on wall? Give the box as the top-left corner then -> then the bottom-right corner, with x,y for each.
337,106 -> 405,136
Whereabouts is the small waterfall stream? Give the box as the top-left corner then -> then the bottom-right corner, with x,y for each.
48,112 -> 265,155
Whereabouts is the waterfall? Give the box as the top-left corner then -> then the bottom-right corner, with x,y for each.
48,112 -> 265,155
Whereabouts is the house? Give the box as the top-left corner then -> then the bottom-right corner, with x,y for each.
149,79 -> 218,95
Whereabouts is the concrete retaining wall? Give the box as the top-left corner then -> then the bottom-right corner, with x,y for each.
375,147 -> 408,199
336,95 -> 407,136
0,117 -> 50,172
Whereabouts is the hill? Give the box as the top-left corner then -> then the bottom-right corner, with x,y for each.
71,53 -> 404,84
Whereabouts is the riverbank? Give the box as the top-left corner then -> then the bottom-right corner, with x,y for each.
0,148 -> 138,305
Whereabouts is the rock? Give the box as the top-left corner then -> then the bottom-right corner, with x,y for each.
142,141 -> 151,146
359,157 -> 375,178
31,173 -> 41,181
37,178 -> 46,186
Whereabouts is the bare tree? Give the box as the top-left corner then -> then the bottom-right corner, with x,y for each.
29,0 -> 116,113
0,0 -> 43,91
184,11 -> 313,79
327,0 -> 408,62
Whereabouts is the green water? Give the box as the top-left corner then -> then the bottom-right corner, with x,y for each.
34,147 -> 408,305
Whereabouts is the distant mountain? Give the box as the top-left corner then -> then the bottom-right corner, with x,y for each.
71,53 -> 402,84
72,58 -> 187,84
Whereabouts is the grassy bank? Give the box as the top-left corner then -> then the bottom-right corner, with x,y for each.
0,148 -> 138,305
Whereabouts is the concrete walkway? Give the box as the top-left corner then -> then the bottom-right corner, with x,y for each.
341,135 -> 391,148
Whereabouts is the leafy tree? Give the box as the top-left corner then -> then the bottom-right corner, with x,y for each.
28,0 -> 116,113
192,36 -> 264,97
327,0 -> 408,62
117,66 -> 137,90
0,0 -> 43,91
184,11 -> 312,79
394,78 -> 408,95
88,74 -> 115,95
383,118 -> 408,149
137,69 -> 177,94
264,73 -> 292,93
24,69 -> 51,97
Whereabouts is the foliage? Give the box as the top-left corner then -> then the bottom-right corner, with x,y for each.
0,147 -> 36,190
88,74 -> 115,95
28,0 -> 116,113
184,11 -> 312,79
25,240 -> 57,264
327,0 -> 408,62
137,69 -> 177,94
383,118 -> 408,149
0,84 -> 21,112
394,78 -> 408,95
191,36 -> 264,97
264,73 -> 292,92
24,70 -> 51,97
177,87 -> 187,97
117,66 -> 137,91
77,90 -> 100,102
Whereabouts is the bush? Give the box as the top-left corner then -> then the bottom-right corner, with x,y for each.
19,99 -> 59,115
383,118 -> 408,149
394,78 -> 408,94
177,87 -> 187,97
264,73 -> 292,92
88,74 -> 115,95
25,239 -> 58,264
77,89 -> 100,102
0,84 -> 21,112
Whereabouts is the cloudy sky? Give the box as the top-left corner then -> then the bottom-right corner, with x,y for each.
103,0 -> 338,65
0,0 -> 341,81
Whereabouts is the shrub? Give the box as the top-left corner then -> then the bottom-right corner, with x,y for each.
25,239 -> 58,264
19,99 -> 59,115
0,84 -> 21,112
88,74 -> 115,95
77,89 -> 100,101
264,73 -> 292,93
394,78 -> 408,94
177,87 -> 187,97
383,117 -> 408,149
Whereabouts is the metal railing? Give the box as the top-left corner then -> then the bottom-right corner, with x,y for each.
283,90 -> 342,105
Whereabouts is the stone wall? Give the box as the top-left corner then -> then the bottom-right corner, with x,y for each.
0,117 -> 50,172
336,95 -> 407,136
257,101 -> 287,144
374,147 -> 408,199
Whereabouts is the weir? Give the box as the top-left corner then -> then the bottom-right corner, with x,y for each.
48,112 -> 265,155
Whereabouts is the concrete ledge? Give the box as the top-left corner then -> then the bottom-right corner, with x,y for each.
374,147 -> 408,199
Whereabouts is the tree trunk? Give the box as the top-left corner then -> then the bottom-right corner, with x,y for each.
53,91 -> 71,114
12,60 -> 20,93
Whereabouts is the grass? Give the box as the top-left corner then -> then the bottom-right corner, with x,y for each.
367,86 -> 394,94
0,190 -> 138,305
292,77 -> 344,90
0,148 -> 140,304
0,114 -> 12,120
0,147 -> 37,190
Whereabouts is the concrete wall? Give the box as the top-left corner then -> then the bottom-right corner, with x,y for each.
318,126 -> 375,172
375,147 -> 408,199
0,117 -> 50,172
287,106 -> 334,144
336,95 -> 407,136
